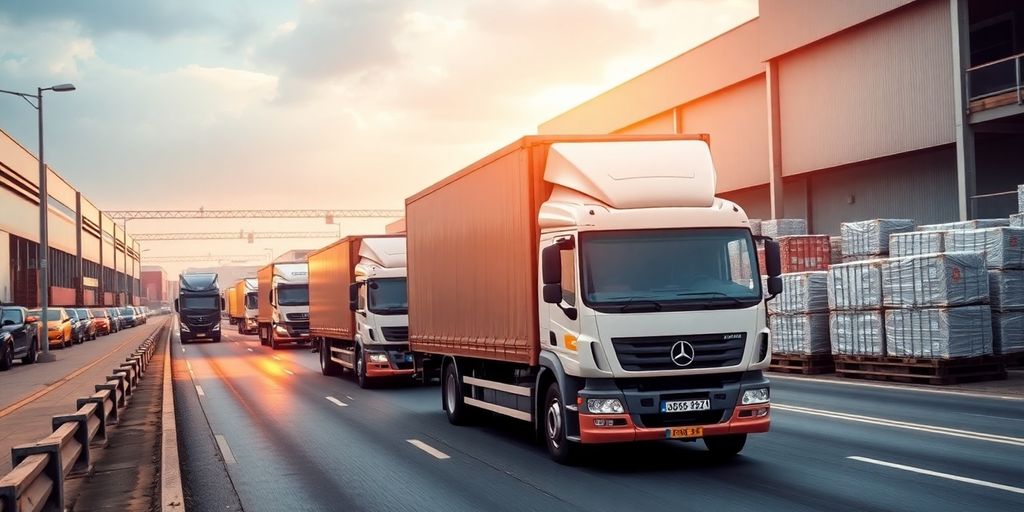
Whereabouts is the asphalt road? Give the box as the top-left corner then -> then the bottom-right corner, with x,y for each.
174,322 -> 1024,512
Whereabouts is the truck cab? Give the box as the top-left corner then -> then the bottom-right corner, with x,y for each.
350,238 -> 411,382
242,278 -> 258,335
176,272 -> 223,343
258,263 -> 310,349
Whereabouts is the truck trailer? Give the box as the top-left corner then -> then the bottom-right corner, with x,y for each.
175,272 -> 224,343
229,278 -> 258,335
257,262 -> 310,349
406,134 -> 782,463
309,235 -> 416,387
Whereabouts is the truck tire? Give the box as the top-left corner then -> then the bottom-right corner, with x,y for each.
270,328 -> 280,350
213,333 -> 222,343
0,341 -> 12,370
544,382 -> 581,465
355,346 -> 372,388
22,338 -> 38,365
443,362 -> 471,425
704,434 -> 746,458
320,339 -> 341,376
237,323 -> 243,335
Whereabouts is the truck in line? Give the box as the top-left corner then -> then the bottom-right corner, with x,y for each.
257,262 -> 310,349
309,235 -> 417,387
229,278 -> 259,335
175,272 -> 224,343
406,134 -> 782,463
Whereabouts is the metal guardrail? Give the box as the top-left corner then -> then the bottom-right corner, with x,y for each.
0,325 -> 165,512
966,51 -> 1024,104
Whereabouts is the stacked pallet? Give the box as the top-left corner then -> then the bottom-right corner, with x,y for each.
768,272 -> 833,374
761,219 -> 807,238
889,231 -> 945,257
840,219 -> 915,262
1012,214 -> 1023,228
827,259 -> 885,356
778,235 -> 831,272
989,270 -> 1024,366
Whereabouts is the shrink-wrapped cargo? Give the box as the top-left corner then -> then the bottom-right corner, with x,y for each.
841,219 -> 915,256
830,236 -> 843,264
842,255 -> 875,263
827,259 -> 884,310
881,252 -> 989,308
889,231 -> 945,258
777,235 -> 831,273
768,271 -> 828,315
885,306 -> 993,358
992,311 -> 1024,355
1019,184 -> 1023,213
769,313 -> 830,355
749,219 -> 762,236
829,311 -> 885,356
761,219 -> 807,238
946,227 -> 1024,269
918,219 -> 1008,231
1012,213 -> 1023,228
989,270 -> 1024,310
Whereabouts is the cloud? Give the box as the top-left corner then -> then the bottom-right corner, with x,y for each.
0,0 -> 226,39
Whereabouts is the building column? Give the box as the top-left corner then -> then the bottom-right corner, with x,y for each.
951,0 -> 976,221
97,216 -> 103,305
74,192 -> 84,305
672,107 -> 684,134
766,60 -> 784,219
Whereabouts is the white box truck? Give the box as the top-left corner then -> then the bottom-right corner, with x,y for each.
257,262 -> 310,349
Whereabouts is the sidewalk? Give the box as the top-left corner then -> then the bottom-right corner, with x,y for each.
769,367 -> 1024,398
0,319 -> 167,471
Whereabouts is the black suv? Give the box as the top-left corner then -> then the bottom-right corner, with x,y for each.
0,306 -> 42,370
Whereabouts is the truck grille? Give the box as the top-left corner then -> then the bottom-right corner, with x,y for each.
638,410 -> 726,428
286,313 -> 309,321
381,326 -> 409,342
611,333 -> 746,371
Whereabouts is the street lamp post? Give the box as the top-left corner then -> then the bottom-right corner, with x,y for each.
0,83 -> 76,362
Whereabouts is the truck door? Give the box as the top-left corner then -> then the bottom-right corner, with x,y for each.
544,236 -> 582,360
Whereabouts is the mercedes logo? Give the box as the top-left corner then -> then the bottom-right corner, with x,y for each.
670,340 -> 696,367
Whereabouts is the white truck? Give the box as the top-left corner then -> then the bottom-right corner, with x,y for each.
406,134 -> 783,463
257,262 -> 311,349
230,278 -> 259,335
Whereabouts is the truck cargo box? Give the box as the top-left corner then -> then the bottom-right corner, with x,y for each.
257,265 -> 272,324
406,134 -> 712,366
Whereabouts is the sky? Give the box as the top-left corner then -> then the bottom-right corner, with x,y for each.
0,0 -> 756,276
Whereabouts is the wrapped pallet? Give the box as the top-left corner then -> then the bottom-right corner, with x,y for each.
768,271 -> 828,315
770,313 -> 830,355
1019,184 -> 1023,213
885,305 -> 993,358
1012,213 -> 1023,228
761,219 -> 807,238
989,270 -> 1024,310
889,231 -> 945,258
992,311 -> 1024,355
749,219 -> 762,236
827,259 -> 884,310
919,219 -> 1008,231
829,311 -> 885,356
841,219 -> 915,256
778,235 -> 831,273
881,252 -> 989,308
946,227 -> 1024,269
830,236 -> 843,264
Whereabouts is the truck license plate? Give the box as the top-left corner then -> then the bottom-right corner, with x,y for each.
196,333 -> 206,338
661,399 -> 711,413
666,427 -> 703,439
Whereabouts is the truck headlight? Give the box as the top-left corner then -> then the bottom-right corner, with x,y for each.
368,353 -> 389,363
275,325 -> 289,335
741,388 -> 770,405
212,323 -> 221,331
586,398 -> 625,414
179,323 -> 191,332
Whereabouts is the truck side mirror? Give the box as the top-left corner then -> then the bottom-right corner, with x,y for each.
541,245 -> 561,285
543,284 -> 562,304
174,299 -> 180,312
221,298 -> 226,311
766,276 -> 783,297
763,240 -> 782,278
349,283 -> 359,312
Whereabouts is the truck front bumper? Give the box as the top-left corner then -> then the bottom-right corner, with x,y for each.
364,347 -> 416,378
273,322 -> 310,342
579,404 -> 770,443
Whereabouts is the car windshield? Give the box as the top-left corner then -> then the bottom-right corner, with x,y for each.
121,308 -> 134,315
368,278 -> 408,315
67,309 -> 80,321
181,296 -> 218,310
277,285 -> 308,306
245,293 -> 258,309
108,309 -> 119,316
92,310 -> 107,317
1,309 -> 21,325
29,309 -> 62,321
77,309 -> 90,318
579,228 -> 762,313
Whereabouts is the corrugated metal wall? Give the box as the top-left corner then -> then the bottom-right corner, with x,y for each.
808,145 -> 958,235
720,185 -> 770,220
777,0 -> 955,175
758,0 -> 915,60
615,110 -> 675,135
681,75 -> 769,193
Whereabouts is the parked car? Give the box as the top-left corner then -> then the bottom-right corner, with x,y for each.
134,306 -> 147,325
76,308 -> 98,341
0,306 -> 41,369
107,308 -> 123,332
119,307 -> 137,328
67,309 -> 88,344
91,308 -> 113,336
28,308 -> 72,348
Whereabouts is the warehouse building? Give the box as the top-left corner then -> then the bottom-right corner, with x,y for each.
540,0 -> 1024,233
0,128 -> 141,307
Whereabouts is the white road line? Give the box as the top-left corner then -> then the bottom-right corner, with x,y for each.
325,396 -> 348,407
214,434 -> 237,464
848,456 -> 1024,495
964,412 -> 1024,423
186,361 -> 193,372
246,348 -> 254,352
272,356 -> 281,361
407,439 -> 450,460
346,395 -> 354,400
769,374 -> 1024,402
195,385 -> 205,397
284,369 -> 295,375
774,403 -> 1024,447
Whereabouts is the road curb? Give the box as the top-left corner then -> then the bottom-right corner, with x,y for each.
161,325 -> 185,511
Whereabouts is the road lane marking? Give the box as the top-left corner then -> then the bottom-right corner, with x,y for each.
407,439 -> 450,460
186,361 -> 193,373
214,434 -> 237,464
272,356 -> 281,361
848,456 -> 1024,495
769,374 -> 1024,402
346,395 -> 354,400
964,412 -> 1024,423
246,348 -> 254,352
195,385 -> 205,397
325,396 -> 348,407
284,369 -> 295,375
775,404 -> 1024,447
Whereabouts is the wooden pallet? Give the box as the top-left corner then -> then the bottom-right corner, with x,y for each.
770,353 -> 835,375
834,355 -> 1007,385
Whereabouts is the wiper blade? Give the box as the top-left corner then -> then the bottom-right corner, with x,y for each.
618,298 -> 663,312
675,291 -> 745,305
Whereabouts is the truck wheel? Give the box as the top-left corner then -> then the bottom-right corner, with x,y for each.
270,329 -> 280,350
443,362 -> 471,425
0,341 -> 13,370
237,323 -> 242,335
355,346 -> 371,388
704,434 -> 747,458
213,333 -> 222,343
22,338 -> 38,365
544,382 -> 581,465
320,339 -> 341,376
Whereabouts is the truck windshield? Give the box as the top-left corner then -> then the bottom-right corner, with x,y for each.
368,278 -> 408,315
277,285 -> 308,306
180,297 -> 218,310
579,228 -> 762,313
245,293 -> 258,309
